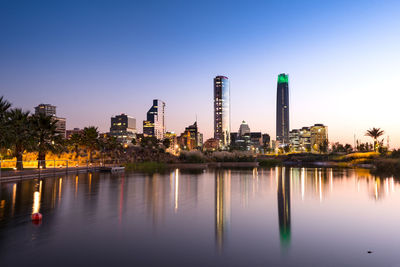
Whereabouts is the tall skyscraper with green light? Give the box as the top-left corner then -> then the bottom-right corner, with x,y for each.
276,73 -> 289,144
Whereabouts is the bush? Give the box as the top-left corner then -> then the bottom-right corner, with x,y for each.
211,151 -> 255,162
374,158 -> 400,174
179,151 -> 207,163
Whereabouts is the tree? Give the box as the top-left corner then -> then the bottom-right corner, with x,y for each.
319,140 -> 329,154
30,113 -> 63,168
344,144 -> 353,153
365,128 -> 384,152
5,109 -> 32,170
140,136 -> 159,149
100,135 -> 122,160
80,126 -> 99,163
131,138 -> 137,146
162,138 -> 171,149
68,133 -> 82,159
0,96 -> 11,152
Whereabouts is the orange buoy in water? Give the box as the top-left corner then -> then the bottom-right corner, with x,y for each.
31,213 -> 42,222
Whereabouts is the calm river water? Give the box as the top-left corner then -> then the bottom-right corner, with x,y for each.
0,167 -> 400,267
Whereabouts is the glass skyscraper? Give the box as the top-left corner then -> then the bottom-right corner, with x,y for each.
143,99 -> 165,139
214,76 -> 230,148
276,73 -> 289,144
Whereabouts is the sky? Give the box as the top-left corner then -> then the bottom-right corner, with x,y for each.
1,0 -> 400,147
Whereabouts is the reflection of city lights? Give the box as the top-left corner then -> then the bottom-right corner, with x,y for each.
319,171 -> 322,202
32,181 -> 42,214
75,175 -> 79,198
12,184 -> 16,215
174,169 -> 179,213
301,168 -> 305,200
59,178 -> 63,200
390,178 -> 395,193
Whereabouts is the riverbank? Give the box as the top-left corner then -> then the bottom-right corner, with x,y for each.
0,166 -> 98,182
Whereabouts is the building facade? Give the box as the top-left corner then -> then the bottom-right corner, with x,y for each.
289,129 -> 300,151
299,127 -> 311,152
178,121 -> 202,150
276,74 -> 290,144
289,124 -> 328,153
110,113 -> 137,144
35,104 -> 56,116
164,132 -> 178,154
214,76 -> 230,149
143,99 -> 166,140
310,124 -> 328,153
238,120 -> 250,137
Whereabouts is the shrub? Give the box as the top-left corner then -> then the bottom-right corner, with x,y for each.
211,151 -> 255,162
179,151 -> 207,163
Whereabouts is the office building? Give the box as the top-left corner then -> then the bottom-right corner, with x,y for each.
143,99 -> 166,140
110,113 -> 137,144
164,132 -> 178,154
299,127 -> 311,152
289,124 -> 328,153
214,76 -> 230,148
238,120 -> 250,137
289,129 -> 300,151
310,124 -> 328,153
276,74 -> 289,144
262,134 -> 271,151
203,138 -> 220,151
178,121 -> 202,150
35,104 -> 56,116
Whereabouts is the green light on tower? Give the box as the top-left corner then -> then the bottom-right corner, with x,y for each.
278,74 -> 289,84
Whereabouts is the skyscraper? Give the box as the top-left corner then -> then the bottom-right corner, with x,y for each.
214,76 -> 230,148
143,99 -> 165,139
276,73 -> 289,144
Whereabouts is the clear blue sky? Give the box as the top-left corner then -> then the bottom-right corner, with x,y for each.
1,0 -> 400,146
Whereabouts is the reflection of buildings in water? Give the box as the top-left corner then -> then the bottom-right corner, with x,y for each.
292,168 -> 332,201
173,169 -> 179,213
368,177 -> 396,201
169,169 -> 180,213
119,174 -> 125,224
215,170 -> 231,252
277,167 -> 291,248
239,173 -> 249,208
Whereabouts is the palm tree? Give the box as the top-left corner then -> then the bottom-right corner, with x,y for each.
0,96 -> 12,151
80,126 -> 99,163
30,113 -> 62,168
6,109 -> 32,170
365,128 -> 384,152
68,133 -> 82,159
100,135 -> 122,161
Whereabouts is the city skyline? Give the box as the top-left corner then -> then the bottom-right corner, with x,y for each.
1,1 -> 400,146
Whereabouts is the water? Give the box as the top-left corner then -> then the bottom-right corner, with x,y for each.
0,167 -> 400,267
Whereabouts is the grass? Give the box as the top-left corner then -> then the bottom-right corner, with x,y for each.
124,162 -> 167,173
